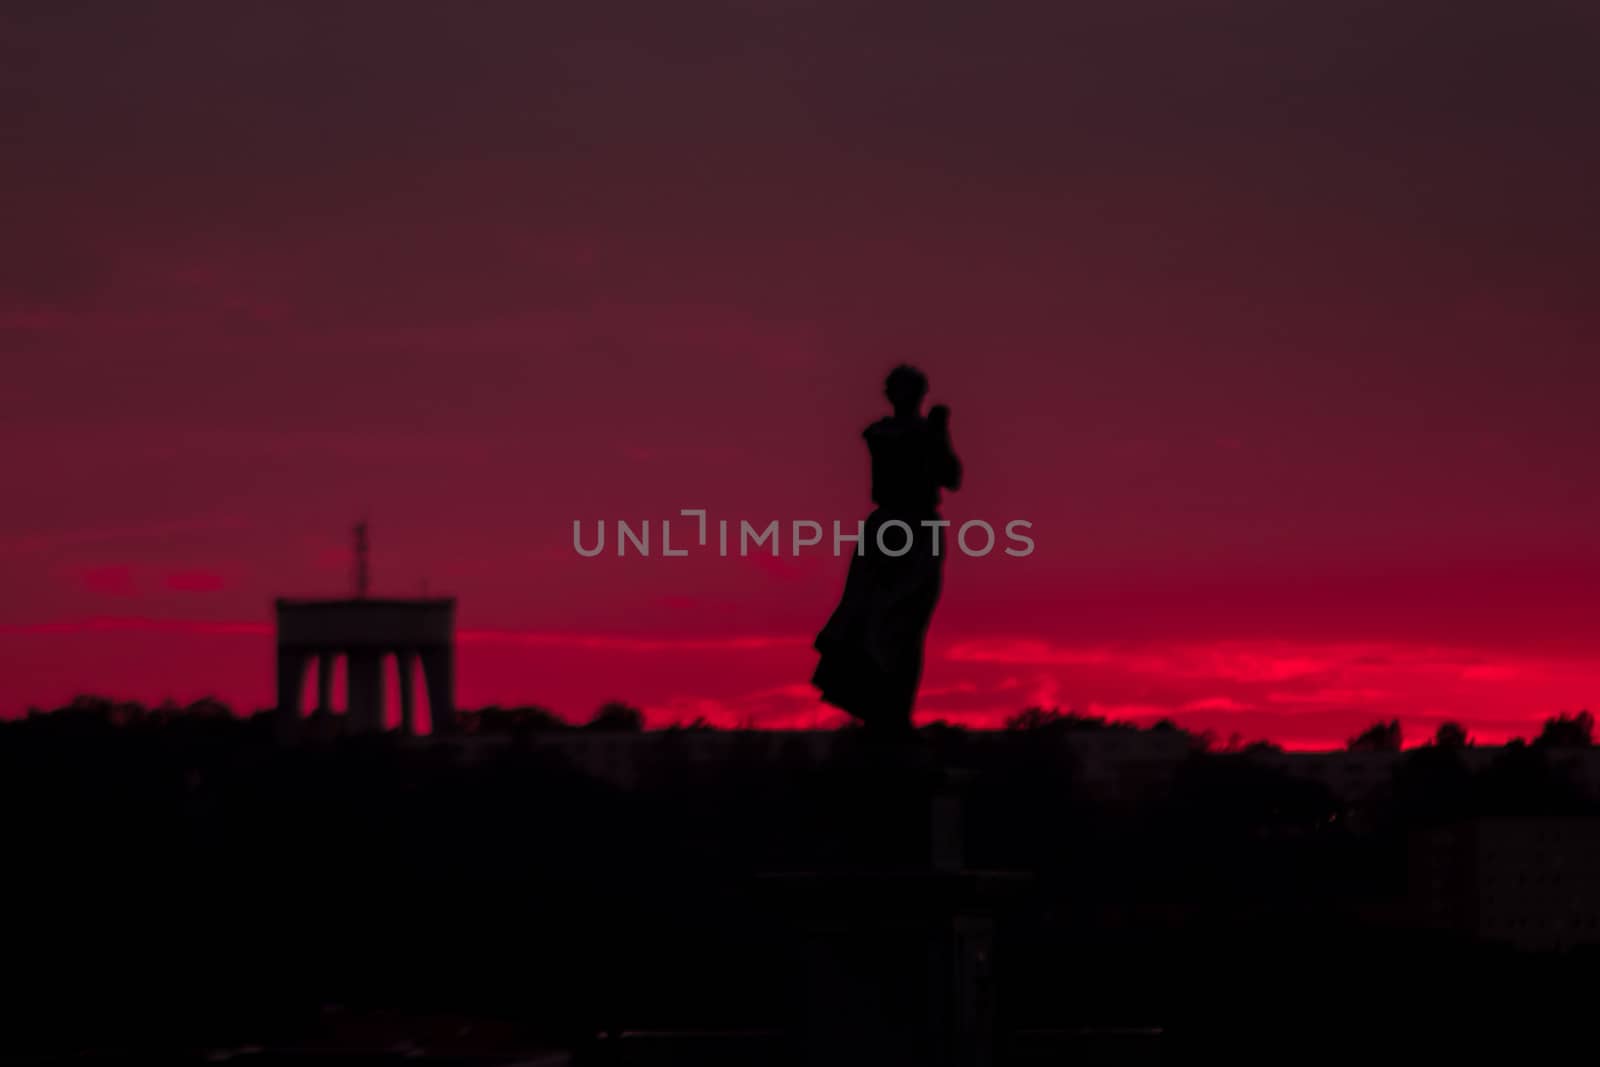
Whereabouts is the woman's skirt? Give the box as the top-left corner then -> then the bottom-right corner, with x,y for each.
811,509 -> 945,730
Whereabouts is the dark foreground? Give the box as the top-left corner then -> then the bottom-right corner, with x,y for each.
4,706 -> 1598,1064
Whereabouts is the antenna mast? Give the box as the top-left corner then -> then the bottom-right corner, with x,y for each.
353,520 -> 370,599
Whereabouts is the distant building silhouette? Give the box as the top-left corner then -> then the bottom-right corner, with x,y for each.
1412,816 -> 1600,949
275,597 -> 457,735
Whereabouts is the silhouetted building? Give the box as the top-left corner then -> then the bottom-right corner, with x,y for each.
1250,749 -> 1406,804
1412,816 -> 1600,949
275,597 -> 456,735
1060,727 -> 1194,800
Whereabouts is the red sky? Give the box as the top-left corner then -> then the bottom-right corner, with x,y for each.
4,1 -> 1600,747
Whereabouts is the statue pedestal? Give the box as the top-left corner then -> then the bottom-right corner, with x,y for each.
762,869 -> 1026,1067
759,776 -> 1029,1067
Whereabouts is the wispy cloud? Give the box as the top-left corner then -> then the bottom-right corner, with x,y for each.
0,516 -> 246,555
70,566 -> 138,597
457,629 -> 806,652
0,617 -> 805,654
164,569 -> 229,593
0,617 -> 270,637
942,637 -> 1539,686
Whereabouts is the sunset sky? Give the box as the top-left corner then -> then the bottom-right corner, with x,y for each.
5,1 -> 1600,747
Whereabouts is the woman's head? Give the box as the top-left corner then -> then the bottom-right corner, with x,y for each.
884,364 -> 928,414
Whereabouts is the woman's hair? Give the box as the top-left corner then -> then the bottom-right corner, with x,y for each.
884,364 -> 928,407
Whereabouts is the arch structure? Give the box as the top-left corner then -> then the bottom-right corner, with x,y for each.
275,597 -> 456,736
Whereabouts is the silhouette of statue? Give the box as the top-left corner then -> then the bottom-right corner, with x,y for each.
812,365 -> 962,735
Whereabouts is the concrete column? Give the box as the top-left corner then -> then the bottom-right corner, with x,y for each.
276,648 -> 308,718
397,650 -> 416,735
316,652 -> 335,713
347,650 -> 385,732
420,645 -> 455,735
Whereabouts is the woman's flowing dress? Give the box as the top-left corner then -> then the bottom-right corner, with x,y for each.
812,412 -> 961,730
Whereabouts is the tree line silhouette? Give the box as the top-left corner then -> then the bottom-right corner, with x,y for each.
18,694 -> 1595,751
1343,710 -> 1594,752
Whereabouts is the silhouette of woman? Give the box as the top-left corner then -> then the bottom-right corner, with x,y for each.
812,365 -> 962,734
